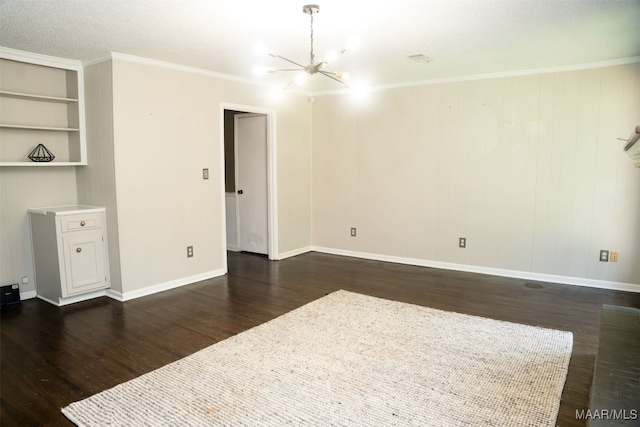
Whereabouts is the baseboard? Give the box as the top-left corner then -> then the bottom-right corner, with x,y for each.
36,289 -> 108,307
19,290 -> 37,300
105,289 -> 125,302
311,246 -> 640,294
277,246 -> 313,260
108,268 -> 227,302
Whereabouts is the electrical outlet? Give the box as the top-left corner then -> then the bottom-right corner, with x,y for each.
21,276 -> 29,285
202,168 -> 209,180
599,250 -> 609,262
459,237 -> 466,248
350,227 -> 357,237
610,251 -> 619,262
187,246 -> 194,258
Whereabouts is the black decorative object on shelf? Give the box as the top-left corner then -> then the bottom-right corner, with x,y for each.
28,144 -> 55,162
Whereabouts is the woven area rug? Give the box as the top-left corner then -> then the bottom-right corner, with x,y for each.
62,290 -> 573,426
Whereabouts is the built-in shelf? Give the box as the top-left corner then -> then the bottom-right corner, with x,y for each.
0,124 -> 80,132
0,162 -> 83,167
0,90 -> 78,103
0,48 -> 87,166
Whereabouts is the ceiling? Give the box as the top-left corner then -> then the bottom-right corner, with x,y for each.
1,0 -> 639,93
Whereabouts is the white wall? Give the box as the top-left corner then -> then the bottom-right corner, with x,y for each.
78,60 -> 122,293
104,57 -> 312,297
312,63 -> 640,289
3,50 -> 636,300
0,168 -> 78,296
109,59 -> 222,295
2,51 -> 313,301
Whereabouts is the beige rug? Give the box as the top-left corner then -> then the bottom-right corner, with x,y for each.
62,290 -> 573,426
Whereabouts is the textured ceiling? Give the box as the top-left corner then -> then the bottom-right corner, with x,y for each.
1,0 -> 639,92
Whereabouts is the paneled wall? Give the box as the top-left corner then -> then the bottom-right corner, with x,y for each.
3,50 -> 636,300
312,63 -> 640,287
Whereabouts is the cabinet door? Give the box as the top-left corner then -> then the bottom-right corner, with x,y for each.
61,230 -> 107,296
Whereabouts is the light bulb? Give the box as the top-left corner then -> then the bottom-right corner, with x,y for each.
349,84 -> 369,97
334,71 -> 351,82
254,66 -> 268,76
295,72 -> 308,86
324,50 -> 339,63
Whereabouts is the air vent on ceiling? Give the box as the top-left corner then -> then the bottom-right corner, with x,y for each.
407,54 -> 433,63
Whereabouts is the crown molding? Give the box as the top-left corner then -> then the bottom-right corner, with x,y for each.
314,56 -> 640,96
83,51 -> 259,86
0,46 -> 83,70
82,52 -> 113,66
7,46 -> 635,98
82,51 -> 312,96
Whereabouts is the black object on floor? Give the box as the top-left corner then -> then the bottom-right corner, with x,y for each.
0,284 -> 20,309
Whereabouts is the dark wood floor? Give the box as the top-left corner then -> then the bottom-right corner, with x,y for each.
1,251 -> 639,426
588,305 -> 640,426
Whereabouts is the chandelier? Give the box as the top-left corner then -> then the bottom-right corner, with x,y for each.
253,4 -> 359,90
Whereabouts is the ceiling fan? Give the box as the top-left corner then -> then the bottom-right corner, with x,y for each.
253,4 -> 359,91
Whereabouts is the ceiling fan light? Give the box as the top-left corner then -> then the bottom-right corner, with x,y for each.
324,50 -> 339,63
253,66 -> 268,76
295,71 -> 308,86
253,4 -> 356,92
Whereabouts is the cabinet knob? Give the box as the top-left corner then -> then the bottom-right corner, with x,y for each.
76,248 -> 82,253
80,221 -> 86,226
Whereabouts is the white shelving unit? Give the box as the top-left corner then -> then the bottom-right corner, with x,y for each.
0,47 -> 87,166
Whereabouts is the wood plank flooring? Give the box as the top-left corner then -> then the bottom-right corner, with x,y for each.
588,305 -> 640,426
1,251 -> 639,426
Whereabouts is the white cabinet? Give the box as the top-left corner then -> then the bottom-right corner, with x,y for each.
29,205 -> 110,306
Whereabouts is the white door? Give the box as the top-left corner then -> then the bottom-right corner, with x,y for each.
235,113 -> 268,255
61,230 -> 107,296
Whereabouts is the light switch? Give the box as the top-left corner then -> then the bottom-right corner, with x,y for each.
202,168 -> 209,180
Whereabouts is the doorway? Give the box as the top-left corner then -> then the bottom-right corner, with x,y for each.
221,104 -> 277,261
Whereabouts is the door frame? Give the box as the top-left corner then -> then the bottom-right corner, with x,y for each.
220,103 -> 278,265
